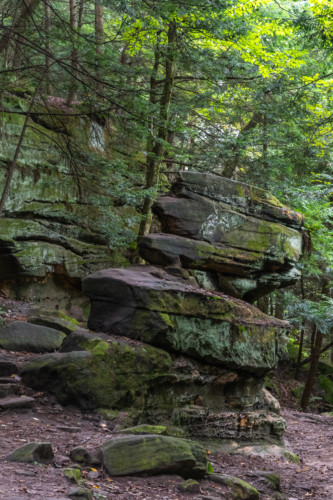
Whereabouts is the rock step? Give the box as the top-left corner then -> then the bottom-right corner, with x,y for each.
0,396 -> 35,409
0,377 -> 20,384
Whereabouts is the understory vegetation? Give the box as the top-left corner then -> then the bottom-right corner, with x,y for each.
2,0 -> 333,408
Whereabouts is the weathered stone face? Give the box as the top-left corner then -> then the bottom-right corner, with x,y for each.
138,233 -> 300,276
21,338 -> 172,410
0,93 -> 139,309
0,321 -> 66,353
153,190 -> 303,257
21,331 -> 286,444
83,266 -> 289,374
102,435 -> 208,478
140,173 -> 304,302
172,171 -> 304,229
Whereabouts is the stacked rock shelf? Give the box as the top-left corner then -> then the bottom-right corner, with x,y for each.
24,173 -> 305,454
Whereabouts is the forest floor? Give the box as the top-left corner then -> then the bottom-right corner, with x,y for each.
1,355 -> 332,500
0,299 -> 332,500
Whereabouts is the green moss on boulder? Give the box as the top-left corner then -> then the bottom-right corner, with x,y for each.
102,435 -> 207,478
21,340 -> 172,410
84,266 -> 289,374
118,425 -> 167,435
284,451 -> 299,463
208,473 -> 259,500
0,321 -> 66,353
318,375 -> 333,405
6,442 -> 54,464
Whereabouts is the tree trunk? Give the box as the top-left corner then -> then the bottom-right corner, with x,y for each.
299,337 -> 333,367
274,290 -> 284,319
295,274 -> 305,380
294,326 -> 304,381
66,0 -> 78,106
300,326 -> 323,410
223,112 -> 263,179
45,0 -> 52,95
78,0 -> 85,29
137,22 -> 176,241
0,0 -> 41,57
0,79 -> 43,216
95,0 -> 103,98
257,296 -> 269,314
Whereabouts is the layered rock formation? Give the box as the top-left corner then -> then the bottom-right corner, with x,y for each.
73,174 -> 304,451
0,93 -> 139,310
140,172 -> 304,303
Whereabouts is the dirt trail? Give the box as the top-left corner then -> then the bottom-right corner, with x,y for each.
0,388 -> 332,500
0,298 -> 331,500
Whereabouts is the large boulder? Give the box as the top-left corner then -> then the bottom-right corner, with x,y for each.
102,435 -> 207,478
83,266 -> 289,373
152,189 -> 302,252
22,332 -> 286,443
139,172 -> 304,302
171,171 -> 304,228
0,321 -> 66,353
138,233 -> 301,302
21,338 -> 172,410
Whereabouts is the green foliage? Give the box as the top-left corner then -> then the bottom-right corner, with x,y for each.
207,461 -> 214,474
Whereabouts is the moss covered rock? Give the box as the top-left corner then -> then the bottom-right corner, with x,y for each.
63,468 -> 82,482
153,190 -> 302,260
173,171 -> 304,229
60,330 -> 105,352
68,487 -> 92,500
141,172 -> 303,302
178,478 -> 200,493
0,321 -> 66,353
291,382 -> 305,401
318,361 -> 333,376
208,473 -> 259,500
28,316 -> 83,335
102,435 -> 207,478
21,340 -> 172,410
0,93 -> 139,309
257,472 -> 281,491
284,451 -> 299,463
6,442 -> 54,464
118,424 -> 167,435
84,266 -> 289,374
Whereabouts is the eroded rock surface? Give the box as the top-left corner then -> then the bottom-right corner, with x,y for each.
21,339 -> 172,410
0,321 -> 66,353
102,435 -> 207,478
83,266 -> 289,373
6,442 -> 54,464
80,175 -> 302,447
140,172 -> 304,302
0,93 -> 139,310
